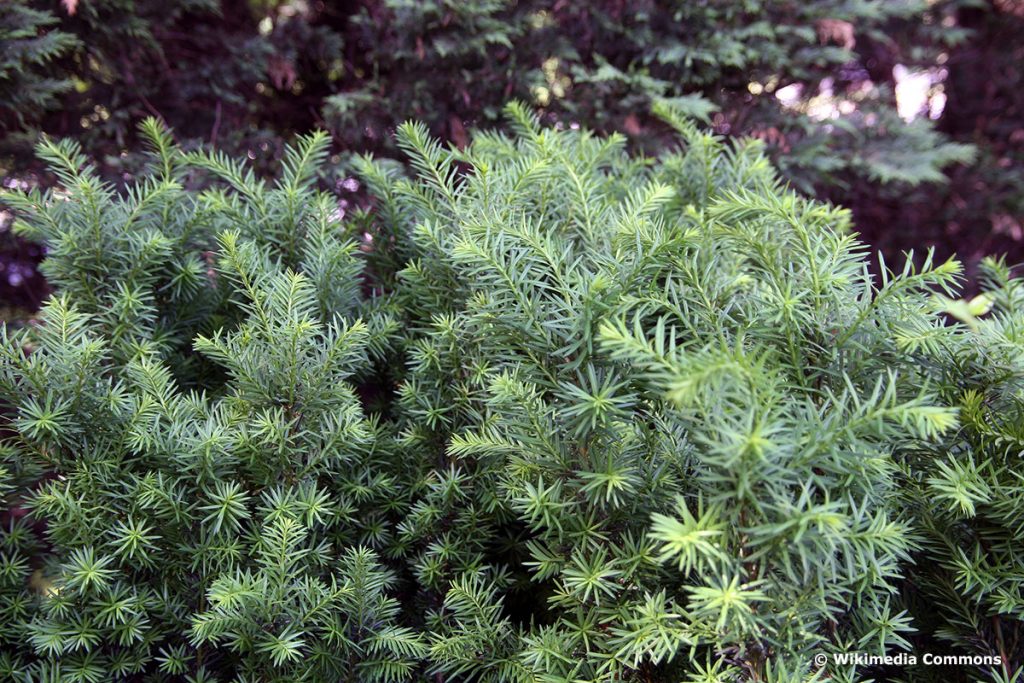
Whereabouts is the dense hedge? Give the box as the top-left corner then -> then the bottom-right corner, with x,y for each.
0,105 -> 1021,681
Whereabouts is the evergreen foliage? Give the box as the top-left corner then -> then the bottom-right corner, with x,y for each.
0,122 -> 408,680
0,105 -> 1021,681
323,0 -> 982,191
2,0 -> 1019,316
0,0 -> 978,192
898,257 -> 1024,676
0,4 -> 78,131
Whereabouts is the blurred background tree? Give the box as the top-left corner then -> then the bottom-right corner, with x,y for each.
0,0 -> 1021,312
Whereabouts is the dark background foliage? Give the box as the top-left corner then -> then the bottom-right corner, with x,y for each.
0,0 -> 1022,313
